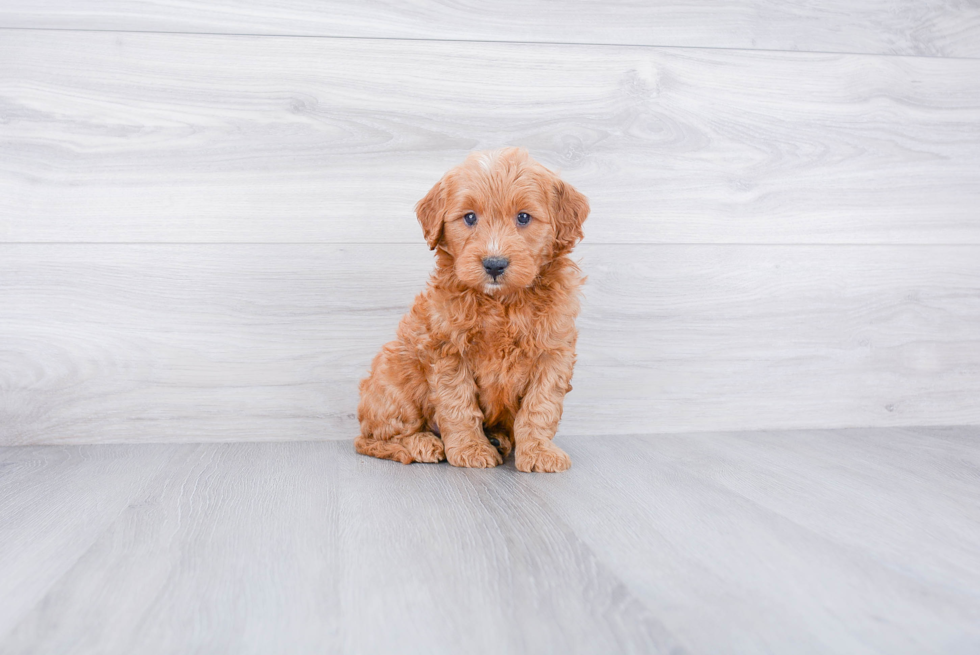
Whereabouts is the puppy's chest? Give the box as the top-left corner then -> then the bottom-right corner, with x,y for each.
464,308 -> 541,407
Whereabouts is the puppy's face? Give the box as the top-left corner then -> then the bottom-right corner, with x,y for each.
416,148 -> 589,295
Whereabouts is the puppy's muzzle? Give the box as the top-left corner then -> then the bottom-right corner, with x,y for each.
482,257 -> 509,281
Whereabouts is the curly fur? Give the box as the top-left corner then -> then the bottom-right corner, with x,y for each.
354,147 -> 589,472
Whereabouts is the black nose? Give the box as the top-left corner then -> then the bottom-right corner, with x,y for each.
482,257 -> 509,279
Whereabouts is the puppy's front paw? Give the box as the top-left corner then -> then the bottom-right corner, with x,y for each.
446,437 -> 503,469
516,441 -> 571,473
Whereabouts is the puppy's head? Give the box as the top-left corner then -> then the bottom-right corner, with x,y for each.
416,148 -> 589,294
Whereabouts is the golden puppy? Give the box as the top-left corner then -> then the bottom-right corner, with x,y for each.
354,147 -> 588,472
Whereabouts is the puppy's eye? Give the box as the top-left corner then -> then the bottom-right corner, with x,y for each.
463,212 -> 478,226
516,212 -> 531,226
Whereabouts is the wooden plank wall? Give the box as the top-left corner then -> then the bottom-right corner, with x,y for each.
2,1 -> 980,56
1,3 -> 979,445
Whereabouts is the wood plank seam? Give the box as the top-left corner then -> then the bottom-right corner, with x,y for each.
3,25 -> 980,62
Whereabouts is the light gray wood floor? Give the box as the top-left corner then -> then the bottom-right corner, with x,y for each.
2,426 -> 978,654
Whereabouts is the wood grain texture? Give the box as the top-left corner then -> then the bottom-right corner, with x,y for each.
2,1 -> 980,58
0,441 -> 681,655
1,430 -> 978,653
3,31 -> 980,244
542,427 -> 980,653
0,444 -> 189,641
2,243 -> 978,445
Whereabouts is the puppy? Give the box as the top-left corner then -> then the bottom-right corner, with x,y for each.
354,147 -> 588,472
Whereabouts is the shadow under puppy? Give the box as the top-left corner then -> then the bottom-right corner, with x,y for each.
355,148 -> 589,472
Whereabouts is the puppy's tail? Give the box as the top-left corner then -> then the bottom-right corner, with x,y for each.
354,434 -> 414,465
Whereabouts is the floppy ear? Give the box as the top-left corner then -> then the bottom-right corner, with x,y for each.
552,179 -> 590,253
415,179 -> 446,251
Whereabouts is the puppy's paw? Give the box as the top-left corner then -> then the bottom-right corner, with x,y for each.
446,437 -> 503,469
484,427 -> 514,459
516,440 -> 572,473
403,432 -> 446,463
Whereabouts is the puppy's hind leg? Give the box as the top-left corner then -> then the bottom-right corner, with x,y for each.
355,405 -> 446,465
354,431 -> 444,465
355,346 -> 445,464
398,431 -> 445,463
